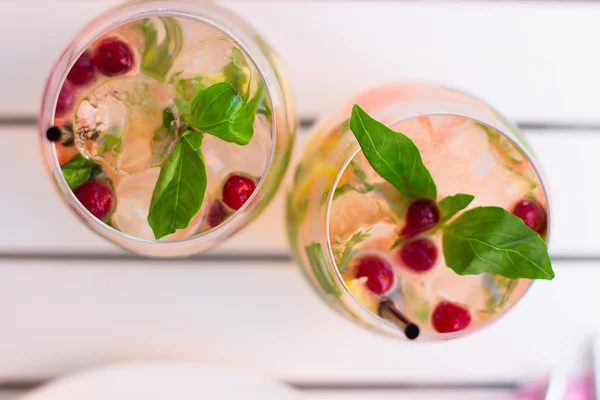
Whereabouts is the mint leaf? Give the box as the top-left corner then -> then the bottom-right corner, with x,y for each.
438,194 -> 475,224
442,206 -> 553,280
349,105 -> 436,200
223,47 -> 249,98
61,154 -> 94,190
305,242 -> 342,296
147,131 -> 207,239
138,17 -> 183,81
187,82 -> 262,146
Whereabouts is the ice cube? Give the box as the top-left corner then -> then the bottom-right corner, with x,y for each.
431,263 -> 515,314
74,77 -> 176,175
399,278 -> 432,325
169,37 -> 234,78
201,115 -> 270,194
328,190 -> 395,243
111,167 -> 207,240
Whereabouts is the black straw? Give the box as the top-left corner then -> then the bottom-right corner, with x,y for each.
45,126 -> 74,146
46,127 -> 61,142
379,300 -> 420,340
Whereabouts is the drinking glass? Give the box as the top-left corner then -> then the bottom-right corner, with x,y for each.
287,83 -> 550,340
40,0 -> 296,257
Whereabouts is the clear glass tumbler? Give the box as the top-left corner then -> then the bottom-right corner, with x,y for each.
287,83 -> 550,341
40,0 -> 296,257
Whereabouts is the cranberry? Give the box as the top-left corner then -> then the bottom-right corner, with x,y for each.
207,200 -> 229,228
354,255 -> 396,296
431,301 -> 472,333
511,199 -> 547,234
222,174 -> 256,210
66,50 -> 96,86
399,238 -> 438,273
55,85 -> 74,117
74,180 -> 115,221
93,37 -> 134,77
401,198 -> 439,238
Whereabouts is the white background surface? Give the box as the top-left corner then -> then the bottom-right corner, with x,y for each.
1,0 -> 599,399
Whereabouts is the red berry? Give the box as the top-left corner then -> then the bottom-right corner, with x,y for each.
431,301 -> 472,333
222,174 -> 256,210
207,200 -> 229,228
93,37 -> 134,77
401,199 -> 439,238
511,199 -> 547,234
354,254 -> 396,296
399,238 -> 438,273
74,180 -> 115,221
66,50 -> 96,86
55,85 -> 74,117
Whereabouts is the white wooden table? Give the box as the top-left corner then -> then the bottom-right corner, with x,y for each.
1,1 -> 600,398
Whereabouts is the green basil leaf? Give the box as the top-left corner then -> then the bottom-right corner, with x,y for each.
349,105 -> 436,200
174,78 -> 203,118
150,108 -> 178,167
147,131 -> 207,239
438,193 -> 475,224
223,47 -> 249,98
61,154 -> 94,190
162,107 -> 177,132
138,17 -> 183,81
442,206 -> 553,280
187,82 -> 262,145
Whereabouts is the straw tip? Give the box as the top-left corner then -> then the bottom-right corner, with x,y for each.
46,127 -> 62,142
405,323 -> 420,340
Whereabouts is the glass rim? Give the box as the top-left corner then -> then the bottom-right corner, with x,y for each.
39,0 -> 283,256
323,105 -> 551,340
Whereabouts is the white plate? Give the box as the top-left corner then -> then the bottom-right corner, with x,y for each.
18,362 -> 307,400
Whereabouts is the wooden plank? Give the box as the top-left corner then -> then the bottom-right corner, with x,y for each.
0,392 -> 21,400
309,391 -> 512,400
0,388 -> 513,400
0,125 -> 594,256
3,1 -> 600,121
0,259 -> 591,383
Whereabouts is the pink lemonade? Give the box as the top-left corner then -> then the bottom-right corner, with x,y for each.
288,84 -> 549,340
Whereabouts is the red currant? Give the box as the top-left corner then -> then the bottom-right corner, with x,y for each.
511,199 -> 547,234
66,50 -> 96,86
354,254 -> 396,296
74,180 -> 115,221
401,198 -> 439,238
222,174 -> 256,210
55,85 -> 74,117
93,37 -> 134,77
207,200 -> 229,228
431,301 -> 471,333
399,238 -> 438,273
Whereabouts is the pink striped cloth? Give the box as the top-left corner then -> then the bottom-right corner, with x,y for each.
512,375 -> 594,400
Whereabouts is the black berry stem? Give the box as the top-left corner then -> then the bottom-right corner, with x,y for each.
379,300 -> 420,340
